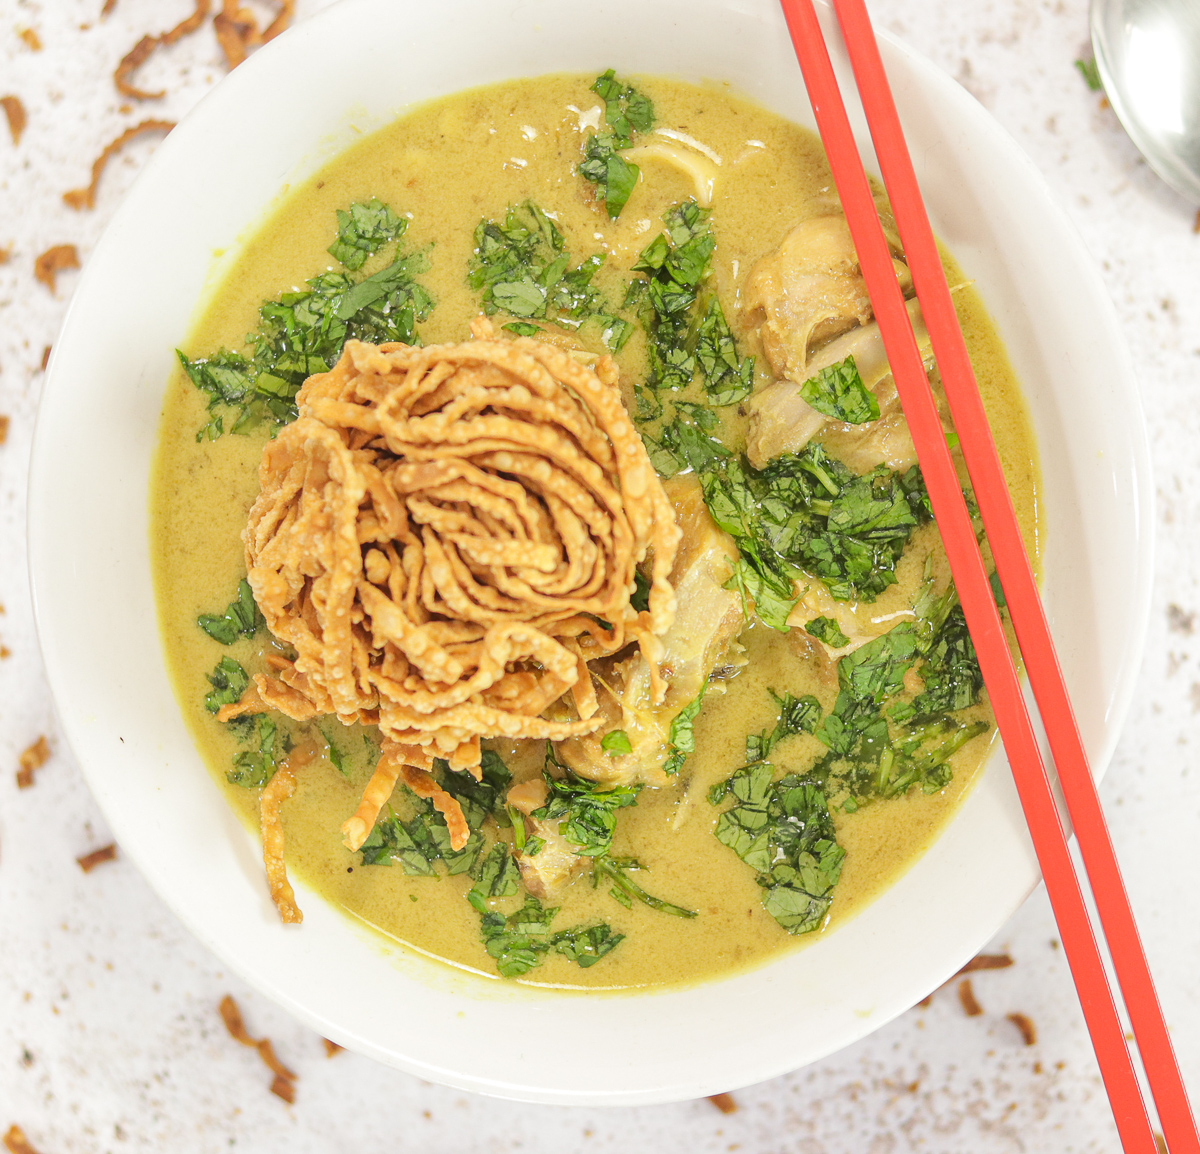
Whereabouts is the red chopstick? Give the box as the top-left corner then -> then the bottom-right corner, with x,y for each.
827,4 -> 1200,1151
776,1 -> 1196,1150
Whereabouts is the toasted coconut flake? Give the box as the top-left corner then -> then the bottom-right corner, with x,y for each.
322,1038 -> 343,1057
0,415 -> 9,445
1,96 -> 26,145
1,647 -> 11,660
114,0 -> 209,99
17,29 -> 42,52
33,245 -> 79,294
245,331 -> 679,848
64,119 -> 174,210
1007,1012 -> 1037,1046
957,978 -> 983,1017
3,1125 -> 42,1154
219,994 -> 298,1098
77,844 -> 118,872
40,346 -> 50,371
101,0 -> 117,16
707,1092 -> 738,1115
16,735 -> 50,789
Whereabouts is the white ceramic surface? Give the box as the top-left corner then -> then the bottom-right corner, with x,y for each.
26,0 -> 1151,1106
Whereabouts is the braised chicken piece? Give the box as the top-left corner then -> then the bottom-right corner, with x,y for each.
506,778 -> 587,900
555,475 -> 744,788
786,578 -> 917,660
742,215 -> 910,385
745,296 -> 932,468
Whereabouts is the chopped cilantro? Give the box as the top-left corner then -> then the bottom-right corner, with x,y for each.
469,842 -> 521,903
799,356 -> 880,424
204,656 -> 249,713
475,894 -> 624,977
695,296 -> 754,406
746,690 -> 822,762
197,578 -> 263,645
327,198 -> 406,270
320,726 -> 346,777
593,854 -> 697,918
180,201 -> 432,439
805,615 -> 850,648
601,730 -> 633,757
591,69 -> 655,145
469,202 -> 630,350
710,763 -> 844,935
662,685 -> 706,776
536,751 -> 641,856
549,922 -> 625,967
578,70 -> 655,217
690,445 -> 932,629
226,714 -> 284,788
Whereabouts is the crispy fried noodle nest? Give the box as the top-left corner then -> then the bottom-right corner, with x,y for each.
222,321 -> 681,870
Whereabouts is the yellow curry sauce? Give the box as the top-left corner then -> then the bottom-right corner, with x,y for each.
150,74 -> 1039,990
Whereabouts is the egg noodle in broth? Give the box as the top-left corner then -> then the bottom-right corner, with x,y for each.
150,72 -> 1039,990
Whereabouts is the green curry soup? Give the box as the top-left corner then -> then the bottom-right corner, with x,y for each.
150,73 -> 1040,990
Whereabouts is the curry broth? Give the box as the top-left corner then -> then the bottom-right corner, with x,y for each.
151,74 -> 1039,990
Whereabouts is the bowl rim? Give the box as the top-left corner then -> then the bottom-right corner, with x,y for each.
27,0 -> 1153,1105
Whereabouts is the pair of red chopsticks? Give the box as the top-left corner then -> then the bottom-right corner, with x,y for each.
776,2 -> 1198,1150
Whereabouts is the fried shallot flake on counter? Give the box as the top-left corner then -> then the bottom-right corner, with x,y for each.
114,0 -> 210,100
76,844 -> 118,872
218,994 -> 297,1101
233,325 -> 679,853
3,1125 -> 43,1154
214,0 -> 295,69
33,245 -> 79,294
16,736 -> 50,788
1,96 -> 26,146
63,119 -> 175,210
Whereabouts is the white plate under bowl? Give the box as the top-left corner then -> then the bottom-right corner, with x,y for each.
28,0 -> 1151,1106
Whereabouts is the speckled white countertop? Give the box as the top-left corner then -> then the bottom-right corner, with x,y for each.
2,1 -> 1198,1150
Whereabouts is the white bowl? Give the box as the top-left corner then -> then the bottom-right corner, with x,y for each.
28,0 -> 1151,1105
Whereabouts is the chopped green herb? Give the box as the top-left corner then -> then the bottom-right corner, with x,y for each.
469,842 -> 522,903
593,854 -> 697,918
550,922 -> 625,967
695,295 -> 754,406
746,690 -> 823,762
327,198 -> 406,270
536,753 -> 641,856
799,356 -> 880,424
692,446 -> 932,630
475,895 -> 624,977
180,200 -> 432,439
578,70 -> 655,218
477,896 -> 558,977
226,714 -> 283,788
601,729 -> 633,757
805,615 -> 850,648
436,749 -> 513,832
1075,56 -> 1103,92
204,656 -> 250,714
662,685 -> 706,776
469,203 -> 628,349
197,578 -> 263,645
319,726 -> 346,776
989,569 -> 1007,608
710,763 -> 844,934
